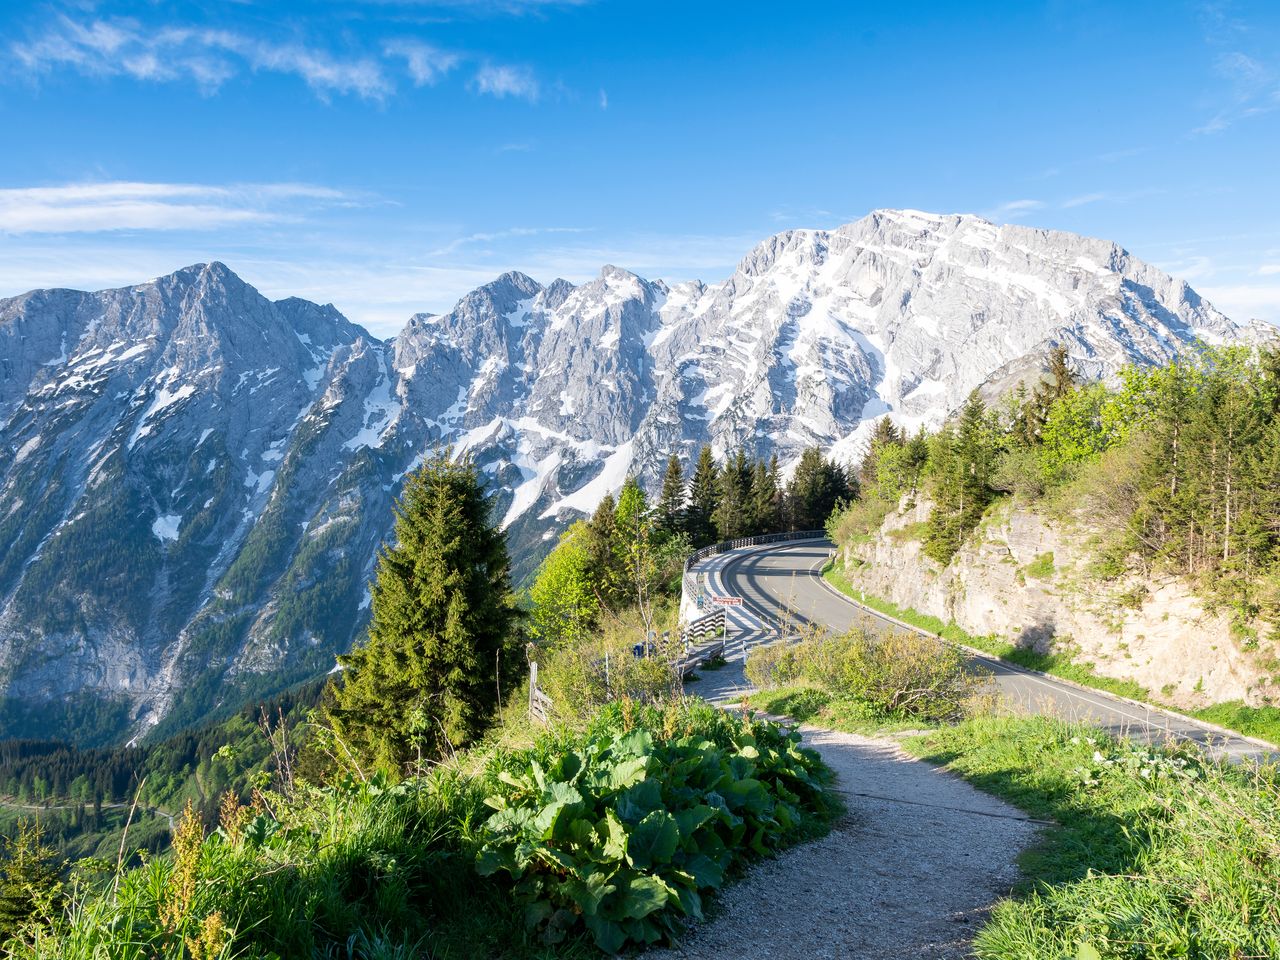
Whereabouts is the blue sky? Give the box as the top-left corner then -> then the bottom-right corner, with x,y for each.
1,0 -> 1278,336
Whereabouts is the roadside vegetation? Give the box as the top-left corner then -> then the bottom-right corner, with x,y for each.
906,716 -> 1280,960
746,619 -> 1280,960
0,451 -> 838,957
826,343 -> 1280,740
822,563 -> 1152,702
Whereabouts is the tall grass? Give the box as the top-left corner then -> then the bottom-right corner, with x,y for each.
904,715 -> 1280,959
5,700 -> 835,959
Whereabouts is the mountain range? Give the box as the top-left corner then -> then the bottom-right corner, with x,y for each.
0,208 -> 1267,744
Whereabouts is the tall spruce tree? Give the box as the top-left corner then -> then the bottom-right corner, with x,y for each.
923,391 -> 994,565
750,456 -> 779,535
785,447 -> 855,530
687,446 -> 720,546
712,450 -> 752,540
327,452 -> 521,773
656,453 -> 688,538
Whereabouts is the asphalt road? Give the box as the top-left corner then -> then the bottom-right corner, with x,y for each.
710,538 -> 1270,763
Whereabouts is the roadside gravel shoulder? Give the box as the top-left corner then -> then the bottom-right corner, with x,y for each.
648,722 -> 1039,959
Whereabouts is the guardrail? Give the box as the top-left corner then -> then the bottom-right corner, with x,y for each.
683,528 -> 829,575
681,529 -> 828,610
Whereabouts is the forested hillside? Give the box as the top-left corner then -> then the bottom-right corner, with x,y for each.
841,344 -> 1280,627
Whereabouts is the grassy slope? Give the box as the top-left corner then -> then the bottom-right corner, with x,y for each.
749,679 -> 1280,960
824,563 -> 1280,746
902,715 -> 1280,959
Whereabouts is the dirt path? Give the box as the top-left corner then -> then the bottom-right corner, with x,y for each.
649,723 -> 1040,959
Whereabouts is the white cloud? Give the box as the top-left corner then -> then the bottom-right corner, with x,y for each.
0,181 -> 350,234
1192,50 -> 1280,134
428,226 -> 591,256
9,16 -> 395,99
1062,192 -> 1107,208
984,199 -> 1044,221
598,88 -> 608,109
384,39 -> 460,85
473,63 -> 539,100
1198,282 -> 1280,323
1257,264 -> 1280,276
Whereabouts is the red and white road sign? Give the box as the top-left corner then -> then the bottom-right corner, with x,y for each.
711,595 -> 743,606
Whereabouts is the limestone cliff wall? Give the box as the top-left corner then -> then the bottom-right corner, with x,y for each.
839,499 -> 1279,709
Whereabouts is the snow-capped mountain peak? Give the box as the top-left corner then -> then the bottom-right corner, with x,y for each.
0,211 -> 1265,744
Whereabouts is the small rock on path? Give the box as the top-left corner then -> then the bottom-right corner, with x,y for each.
649,723 -> 1039,959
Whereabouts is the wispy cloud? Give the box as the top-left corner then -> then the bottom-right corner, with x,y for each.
1190,6 -> 1280,136
9,15 -> 393,99
472,63 -> 539,100
1061,192 -> 1107,209
0,181 -> 351,234
383,38 -> 460,85
428,225 -> 591,257
598,88 -> 608,109
6,13 -> 545,105
984,199 -> 1044,221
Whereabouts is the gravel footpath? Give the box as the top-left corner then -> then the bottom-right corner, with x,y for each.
648,722 -> 1041,959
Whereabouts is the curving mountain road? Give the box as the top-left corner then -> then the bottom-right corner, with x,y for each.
693,538 -> 1271,763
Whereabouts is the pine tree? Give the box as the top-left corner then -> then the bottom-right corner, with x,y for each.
785,447 -> 854,530
583,493 -> 626,608
326,452 -> 521,773
687,446 -> 720,547
0,819 -> 63,941
923,391 -> 994,565
751,456 -> 780,535
713,450 -> 752,539
656,453 -> 687,538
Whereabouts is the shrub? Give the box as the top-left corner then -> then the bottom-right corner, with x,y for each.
476,700 -> 833,952
535,604 -> 684,722
746,628 -> 983,722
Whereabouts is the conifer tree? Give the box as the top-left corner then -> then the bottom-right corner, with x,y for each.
785,447 -> 855,530
687,445 -> 720,546
0,819 -> 63,941
327,452 -> 521,773
583,493 -> 626,608
656,453 -> 687,538
713,450 -> 752,539
923,391 -> 994,564
750,456 -> 779,534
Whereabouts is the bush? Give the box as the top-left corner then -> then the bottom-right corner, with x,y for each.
746,628 -> 983,722
990,446 -> 1046,500
535,605 -> 684,723
826,497 -> 893,546
476,700 -> 834,952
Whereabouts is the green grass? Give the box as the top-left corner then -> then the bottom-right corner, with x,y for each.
1021,551 -> 1055,581
5,700 -> 837,959
1193,700 -> 1280,745
900,714 -> 1280,959
746,685 -> 938,736
823,564 -> 1154,705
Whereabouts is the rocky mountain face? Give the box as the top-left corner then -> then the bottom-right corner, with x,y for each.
835,498 -> 1279,710
0,209 -> 1265,744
